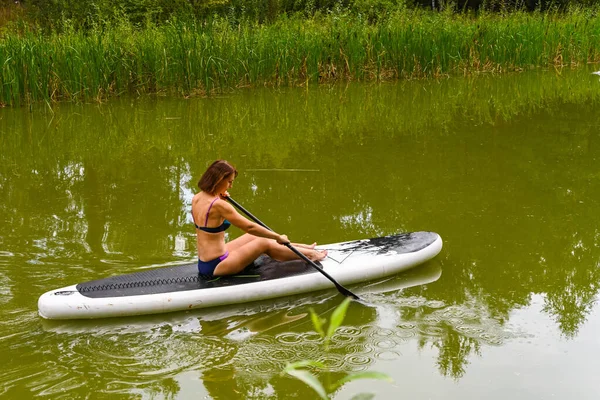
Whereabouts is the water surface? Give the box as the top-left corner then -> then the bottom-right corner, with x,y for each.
1,67 -> 600,399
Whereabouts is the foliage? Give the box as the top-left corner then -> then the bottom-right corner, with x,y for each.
283,298 -> 393,399
310,296 -> 352,349
18,0 -> 352,29
8,0 -> 600,32
2,6 -> 600,106
353,0 -> 404,22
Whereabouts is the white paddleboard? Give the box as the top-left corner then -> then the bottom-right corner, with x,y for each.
38,231 -> 442,320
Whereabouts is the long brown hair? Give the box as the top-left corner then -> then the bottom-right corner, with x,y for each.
198,160 -> 238,195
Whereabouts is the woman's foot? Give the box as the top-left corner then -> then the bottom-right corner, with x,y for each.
308,249 -> 327,262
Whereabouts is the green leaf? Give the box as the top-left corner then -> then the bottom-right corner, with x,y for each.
330,371 -> 393,391
326,298 -> 352,339
309,308 -> 326,338
285,368 -> 329,400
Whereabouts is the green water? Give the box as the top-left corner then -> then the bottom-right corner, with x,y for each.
1,67 -> 600,399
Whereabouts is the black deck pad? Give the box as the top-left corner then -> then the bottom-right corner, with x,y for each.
77,255 -> 316,298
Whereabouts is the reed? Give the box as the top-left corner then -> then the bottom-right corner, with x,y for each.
2,7 -> 600,106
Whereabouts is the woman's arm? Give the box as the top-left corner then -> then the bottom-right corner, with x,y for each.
217,200 -> 289,244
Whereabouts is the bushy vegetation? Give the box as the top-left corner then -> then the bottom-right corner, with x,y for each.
1,1 -> 600,106
5,0 -> 409,29
4,0 -> 600,29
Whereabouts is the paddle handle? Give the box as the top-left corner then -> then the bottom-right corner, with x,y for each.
225,196 -> 360,300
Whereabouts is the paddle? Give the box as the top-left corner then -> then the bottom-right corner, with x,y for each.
225,196 -> 361,300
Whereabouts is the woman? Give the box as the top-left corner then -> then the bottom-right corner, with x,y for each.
192,160 -> 327,277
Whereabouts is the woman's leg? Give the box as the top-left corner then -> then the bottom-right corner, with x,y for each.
225,233 -> 257,252
227,234 -> 316,253
292,242 -> 317,250
215,238 -> 326,276
215,238 -> 271,276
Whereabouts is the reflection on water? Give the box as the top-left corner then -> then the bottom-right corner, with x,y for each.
30,264 -> 441,398
1,67 -> 600,398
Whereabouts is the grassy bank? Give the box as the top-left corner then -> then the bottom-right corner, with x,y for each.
1,7 -> 600,106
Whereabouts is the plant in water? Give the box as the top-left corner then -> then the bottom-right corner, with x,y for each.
283,298 -> 392,399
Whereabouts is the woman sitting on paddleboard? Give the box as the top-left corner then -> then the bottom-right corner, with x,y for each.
192,160 -> 327,277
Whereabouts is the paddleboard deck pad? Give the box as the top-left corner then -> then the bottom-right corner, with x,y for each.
38,231 -> 442,319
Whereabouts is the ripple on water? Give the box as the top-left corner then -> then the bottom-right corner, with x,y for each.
393,296 -> 446,310
396,297 -> 425,308
425,300 -> 446,309
455,325 -> 485,337
363,326 -> 401,346
336,325 -> 363,335
397,322 -> 416,330
295,342 -> 322,359
276,332 -> 321,345
1,363 -> 76,398
373,338 -> 398,350
439,306 -> 466,319
267,349 -> 296,364
316,354 -> 346,370
330,332 -> 356,345
395,322 -> 417,339
371,327 -> 395,337
56,333 -> 235,384
247,336 -> 273,346
236,342 -> 291,373
0,309 -> 39,348
197,296 -> 519,383
479,332 -> 506,346
0,365 -> 42,395
375,350 -> 401,361
293,342 -> 321,356
417,324 -> 446,338
346,342 -> 374,356
344,354 -> 372,370
462,312 -> 480,320
248,359 -> 281,375
423,316 -> 441,324
0,271 -> 12,303
237,329 -> 367,376
425,305 -> 512,346
36,376 -> 86,397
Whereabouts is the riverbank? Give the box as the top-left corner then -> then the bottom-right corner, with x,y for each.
1,7 -> 600,106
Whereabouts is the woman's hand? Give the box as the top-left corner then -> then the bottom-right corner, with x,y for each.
219,191 -> 230,199
277,234 -> 290,245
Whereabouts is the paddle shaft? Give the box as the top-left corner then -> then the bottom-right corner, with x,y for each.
225,196 -> 360,300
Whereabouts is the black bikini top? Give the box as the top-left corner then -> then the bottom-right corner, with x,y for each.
194,197 -> 231,233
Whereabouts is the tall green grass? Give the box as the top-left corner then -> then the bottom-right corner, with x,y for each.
2,7 -> 600,106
